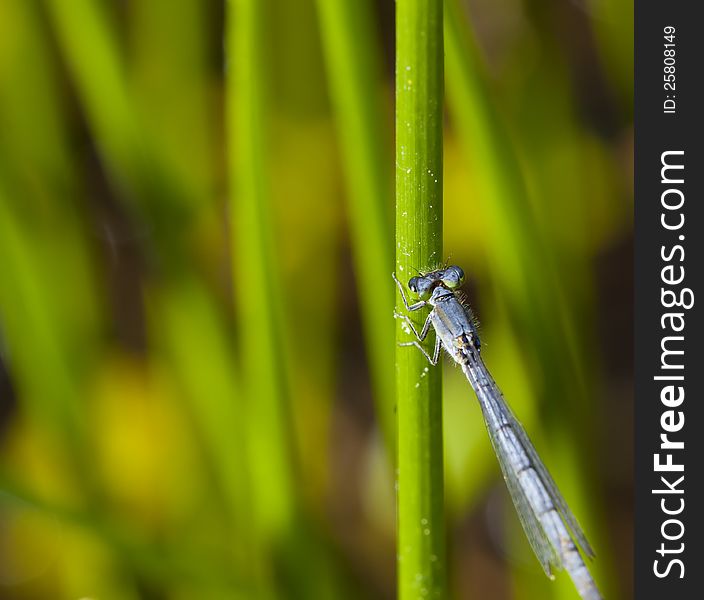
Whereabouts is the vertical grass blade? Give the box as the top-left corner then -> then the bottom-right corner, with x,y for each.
0,194 -> 85,457
445,1 -> 612,594
444,0 -> 586,415
0,2 -> 94,464
150,279 -> 251,564
227,0 -> 295,539
44,0 -> 139,190
315,0 -> 395,447
395,0 -> 446,597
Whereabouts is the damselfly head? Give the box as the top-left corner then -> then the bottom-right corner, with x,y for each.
440,265 -> 464,289
412,265 -> 464,289
408,265 -> 465,299
408,275 -> 435,300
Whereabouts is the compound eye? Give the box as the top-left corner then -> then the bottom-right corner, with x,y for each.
442,265 -> 465,289
408,276 -> 432,299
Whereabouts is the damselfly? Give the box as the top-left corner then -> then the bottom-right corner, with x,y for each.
393,266 -> 602,600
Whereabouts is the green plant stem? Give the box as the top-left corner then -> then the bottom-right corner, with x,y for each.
395,0 -> 446,598
315,0 -> 395,447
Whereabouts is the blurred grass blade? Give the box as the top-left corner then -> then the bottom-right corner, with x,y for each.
445,1 -> 613,595
0,2 -> 96,457
444,0 -> 539,300
45,0 -> 139,190
0,192 -> 87,467
130,0 -> 216,205
0,1 -> 73,185
265,0 -> 340,512
227,0 -> 296,539
315,0 -> 395,445
395,0 -> 446,598
45,0 -> 197,226
444,0 -> 588,410
149,279 -> 251,560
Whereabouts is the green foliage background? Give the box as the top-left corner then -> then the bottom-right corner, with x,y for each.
0,0 -> 632,598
